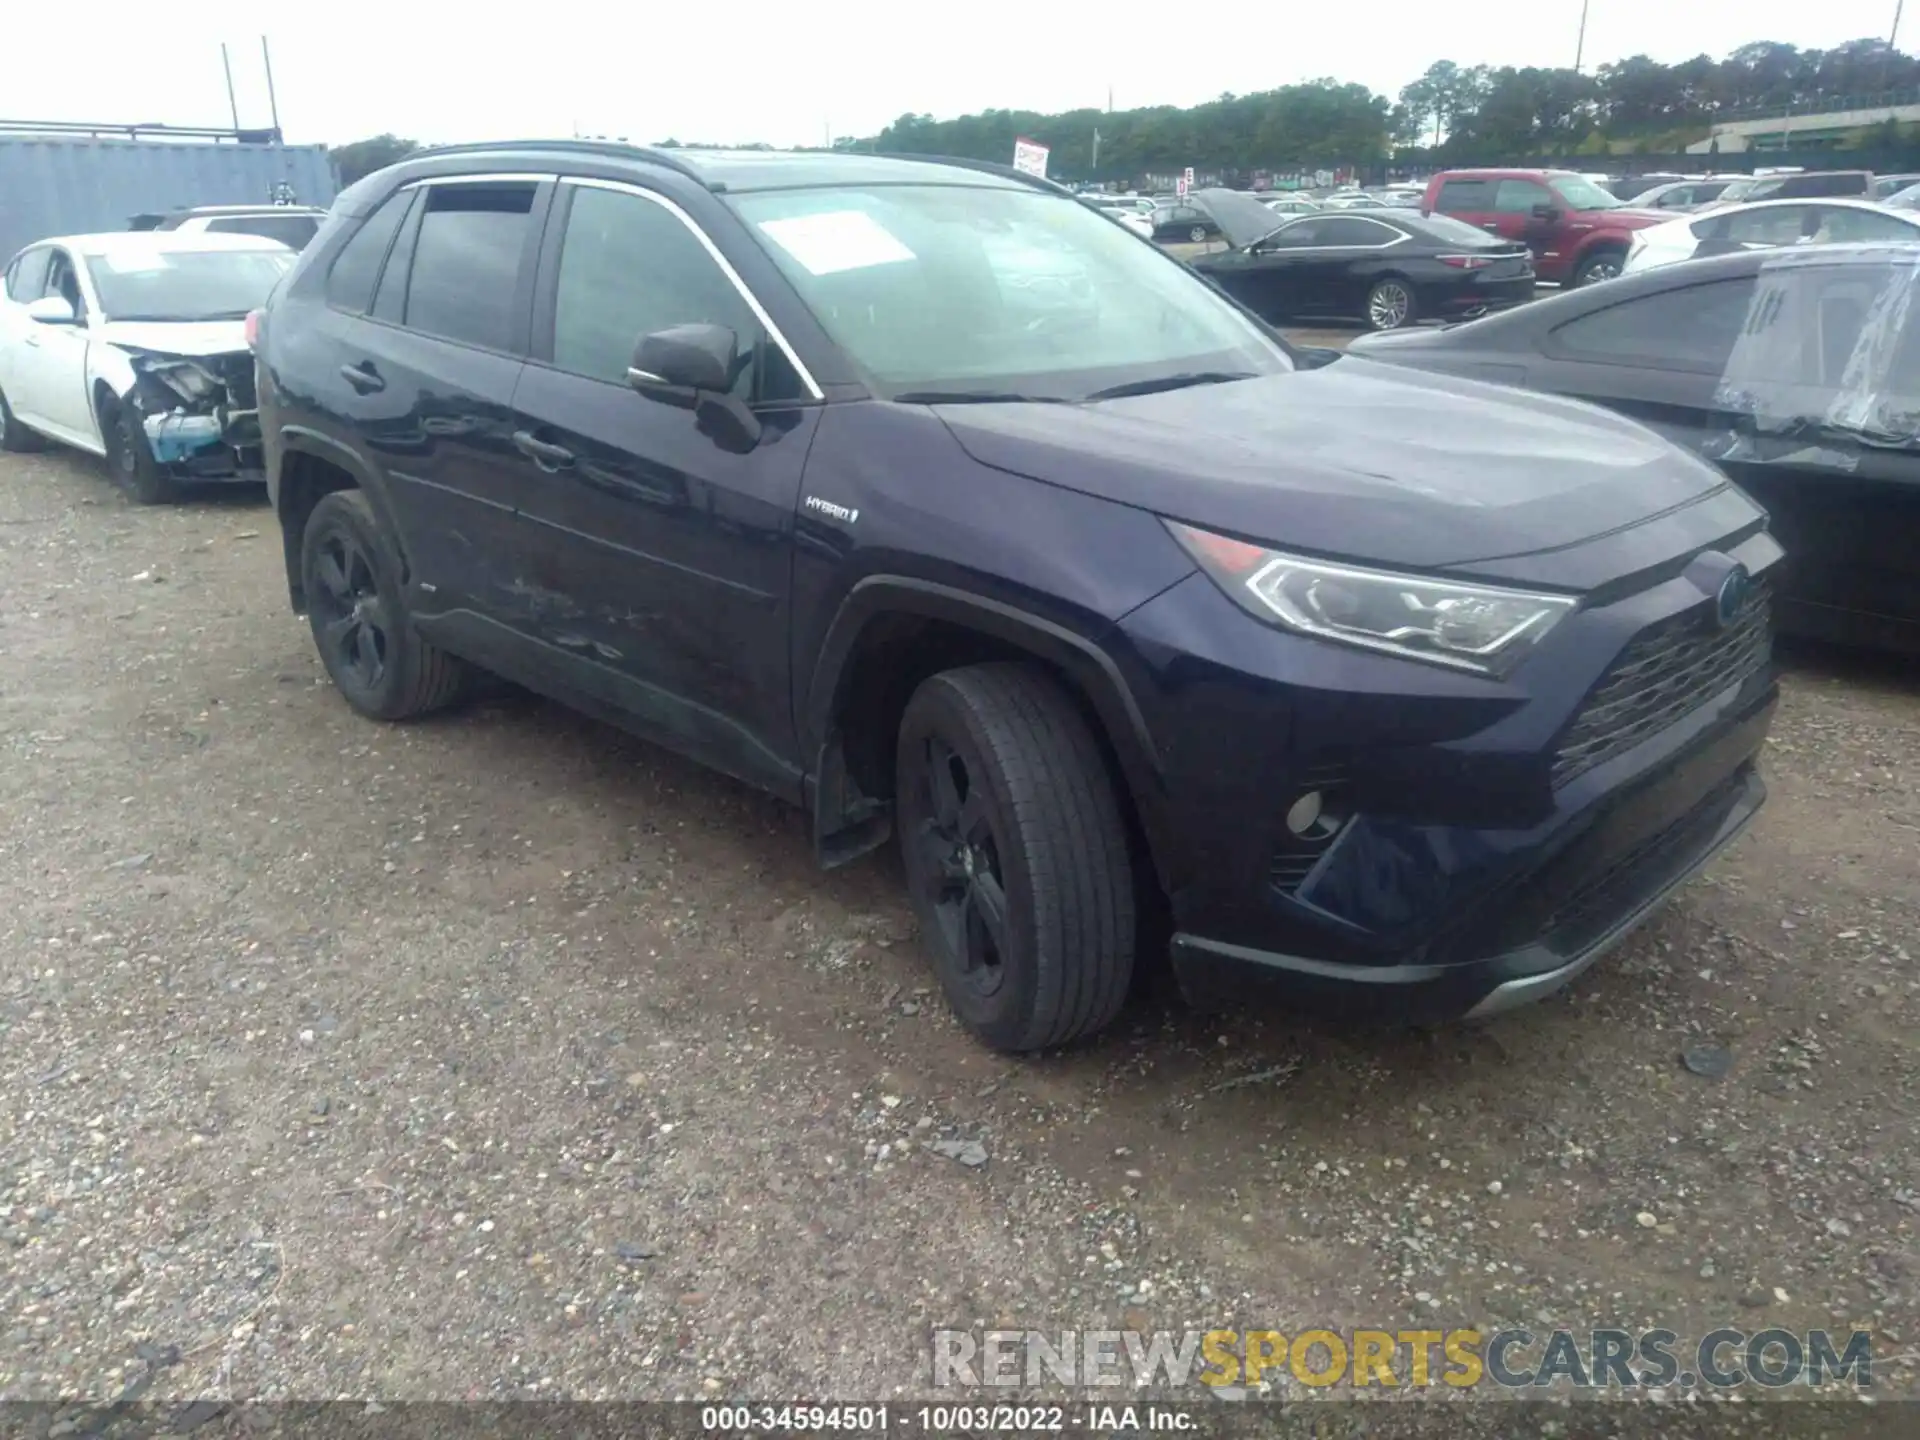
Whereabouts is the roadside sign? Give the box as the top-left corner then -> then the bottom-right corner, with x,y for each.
1176,176 -> 1189,198
1012,137 -> 1050,178
1183,166 -> 1195,186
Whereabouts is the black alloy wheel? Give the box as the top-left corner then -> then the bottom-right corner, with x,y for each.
309,527 -> 391,696
909,728 -> 1014,1004
896,664 -> 1135,1052
299,489 -> 469,720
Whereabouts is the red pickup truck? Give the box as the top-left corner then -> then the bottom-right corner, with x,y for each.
1421,169 -> 1671,286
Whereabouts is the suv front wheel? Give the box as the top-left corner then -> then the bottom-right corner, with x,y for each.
896,663 -> 1136,1052
300,489 -> 469,720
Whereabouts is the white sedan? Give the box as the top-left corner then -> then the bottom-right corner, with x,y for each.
1622,197 -> 1920,276
0,231 -> 295,502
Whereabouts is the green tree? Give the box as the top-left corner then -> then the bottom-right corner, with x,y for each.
328,134 -> 421,187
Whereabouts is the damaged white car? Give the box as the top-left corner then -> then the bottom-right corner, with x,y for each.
0,231 -> 295,502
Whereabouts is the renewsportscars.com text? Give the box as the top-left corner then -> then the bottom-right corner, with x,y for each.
932,1327 -> 1874,1390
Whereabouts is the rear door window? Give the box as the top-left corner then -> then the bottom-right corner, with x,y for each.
402,182 -> 539,352
1548,277 -> 1757,374
1311,217 -> 1402,246
1434,179 -> 1494,213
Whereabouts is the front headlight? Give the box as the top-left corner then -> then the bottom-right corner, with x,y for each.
1168,521 -> 1577,676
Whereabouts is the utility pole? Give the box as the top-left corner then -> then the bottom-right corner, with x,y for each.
1092,126 -> 1101,171
1895,0 -> 1906,48
261,36 -> 282,136
220,43 -> 241,131
1575,0 -> 1591,73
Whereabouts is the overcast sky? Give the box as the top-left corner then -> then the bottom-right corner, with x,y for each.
6,1 -> 1912,150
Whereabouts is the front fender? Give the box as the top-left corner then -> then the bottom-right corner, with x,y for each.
804,575 -> 1178,889
85,343 -> 134,411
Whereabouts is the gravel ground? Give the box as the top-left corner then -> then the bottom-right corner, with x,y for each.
2,446 -> 1917,1426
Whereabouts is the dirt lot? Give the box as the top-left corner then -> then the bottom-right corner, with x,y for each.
2,444 -> 1918,1422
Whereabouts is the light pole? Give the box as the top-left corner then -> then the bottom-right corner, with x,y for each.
1575,0 -> 1591,73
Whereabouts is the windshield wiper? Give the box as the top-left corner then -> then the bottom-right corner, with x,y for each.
1082,372 -> 1257,402
891,390 -> 1067,405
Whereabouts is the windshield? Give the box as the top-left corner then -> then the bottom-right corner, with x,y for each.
1548,176 -> 1623,210
1887,183 -> 1920,210
728,184 -> 1290,400
83,247 -> 295,322
1717,178 -> 1770,204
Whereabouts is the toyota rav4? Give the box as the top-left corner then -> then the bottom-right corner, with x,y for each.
253,142 -> 1779,1052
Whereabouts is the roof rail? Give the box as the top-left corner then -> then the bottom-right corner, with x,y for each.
412,137 -> 710,185
869,151 -> 1074,195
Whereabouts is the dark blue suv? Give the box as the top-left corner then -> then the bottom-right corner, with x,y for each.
254,142 -> 1779,1052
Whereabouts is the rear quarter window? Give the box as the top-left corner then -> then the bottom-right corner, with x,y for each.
325,191 -> 413,314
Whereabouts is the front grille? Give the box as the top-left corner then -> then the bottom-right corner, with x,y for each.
1551,579 -> 1771,789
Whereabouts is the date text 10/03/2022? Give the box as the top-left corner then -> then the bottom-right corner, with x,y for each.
700,1405 -> 1196,1432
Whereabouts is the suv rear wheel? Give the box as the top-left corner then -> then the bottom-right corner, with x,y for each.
300,490 -> 469,720
896,663 -> 1136,1052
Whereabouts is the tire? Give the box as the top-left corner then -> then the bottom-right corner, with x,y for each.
1189,225 -> 1207,243
1573,248 -> 1625,286
0,386 -> 46,453
101,397 -> 177,504
300,489 -> 469,721
895,663 -> 1136,1052
1365,276 -> 1417,331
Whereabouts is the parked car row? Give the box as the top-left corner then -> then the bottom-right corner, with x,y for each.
1,143 -> 1790,1057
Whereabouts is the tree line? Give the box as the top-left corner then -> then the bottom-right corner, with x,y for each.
860,39 -> 1920,177
327,38 -> 1920,189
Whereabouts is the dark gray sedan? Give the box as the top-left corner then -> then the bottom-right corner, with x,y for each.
1348,244 -> 1920,655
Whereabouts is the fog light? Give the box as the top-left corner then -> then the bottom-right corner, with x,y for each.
1285,790 -> 1324,837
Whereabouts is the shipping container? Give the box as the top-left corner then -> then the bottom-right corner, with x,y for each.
0,136 -> 336,264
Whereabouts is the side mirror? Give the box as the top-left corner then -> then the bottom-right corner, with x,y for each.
628,322 -> 761,453
1530,203 -> 1561,223
1293,346 -> 1344,370
25,295 -> 76,325
629,323 -> 737,395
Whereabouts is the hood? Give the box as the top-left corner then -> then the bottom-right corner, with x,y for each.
1598,207 -> 1676,228
94,319 -> 249,357
1195,187 -> 1286,250
931,360 -> 1734,573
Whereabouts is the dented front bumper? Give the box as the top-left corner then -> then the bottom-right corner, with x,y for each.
126,350 -> 264,481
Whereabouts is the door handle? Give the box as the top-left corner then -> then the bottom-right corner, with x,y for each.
1481,223 -> 1500,232
339,361 -> 385,394
512,429 -> 575,471
23,334 -> 40,348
